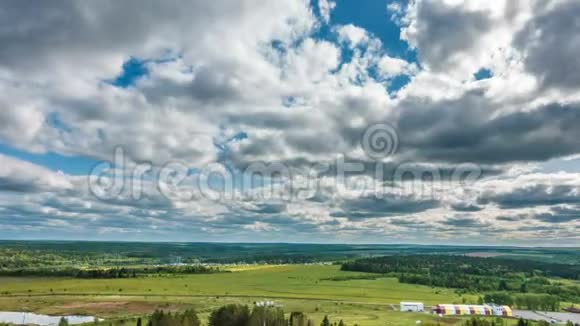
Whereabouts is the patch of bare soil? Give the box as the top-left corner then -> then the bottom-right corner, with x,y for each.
56,301 -> 187,317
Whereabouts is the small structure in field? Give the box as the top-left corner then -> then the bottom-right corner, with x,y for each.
400,302 -> 425,312
255,301 -> 276,307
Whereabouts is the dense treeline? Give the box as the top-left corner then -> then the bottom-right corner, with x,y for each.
341,255 -> 580,306
483,293 -> 560,311
147,309 -> 201,326
0,265 -> 220,278
456,317 -> 579,326
342,255 -> 580,280
139,305 -> 350,326
458,317 -> 511,326
0,247 -> 335,268
1,241 -> 579,269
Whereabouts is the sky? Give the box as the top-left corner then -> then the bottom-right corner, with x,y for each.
0,0 -> 579,245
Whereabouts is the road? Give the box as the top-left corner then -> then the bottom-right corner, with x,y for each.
513,310 -> 580,324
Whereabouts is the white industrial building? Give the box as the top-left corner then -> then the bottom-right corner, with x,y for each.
400,302 -> 425,312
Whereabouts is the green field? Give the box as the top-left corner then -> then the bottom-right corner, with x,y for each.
0,265 -> 484,325
2,240 -> 573,326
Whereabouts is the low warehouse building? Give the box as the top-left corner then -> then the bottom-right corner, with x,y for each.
432,304 -> 512,317
400,302 -> 425,312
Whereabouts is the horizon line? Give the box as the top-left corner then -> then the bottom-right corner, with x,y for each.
0,239 -> 578,249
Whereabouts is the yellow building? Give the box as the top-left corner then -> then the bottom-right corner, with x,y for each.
432,304 -> 512,317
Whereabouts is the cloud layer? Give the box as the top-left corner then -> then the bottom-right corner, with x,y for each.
0,0 -> 579,244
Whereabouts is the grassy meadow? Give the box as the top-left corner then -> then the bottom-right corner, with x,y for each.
2,241 -> 576,325
0,265 -> 479,325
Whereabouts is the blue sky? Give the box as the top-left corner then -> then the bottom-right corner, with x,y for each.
0,0 -> 579,245
0,143 -> 99,176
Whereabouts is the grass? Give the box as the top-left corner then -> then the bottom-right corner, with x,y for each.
0,265 -> 493,325
0,265 -> 465,303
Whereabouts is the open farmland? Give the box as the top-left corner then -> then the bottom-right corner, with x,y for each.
0,243 -> 577,325
0,265 -> 463,306
0,265 -> 472,325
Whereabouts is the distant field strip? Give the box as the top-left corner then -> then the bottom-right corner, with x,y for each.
0,265 -> 460,304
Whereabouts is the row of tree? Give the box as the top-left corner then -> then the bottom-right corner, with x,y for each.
0,265 -> 221,278
457,317 -> 579,326
482,292 -> 560,311
341,255 -> 580,280
341,255 -> 580,304
136,305 -> 350,326
459,317 -> 509,326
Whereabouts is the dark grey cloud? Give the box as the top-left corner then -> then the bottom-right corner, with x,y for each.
0,156 -> 71,194
534,206 -> 580,224
399,98 -> 580,164
0,1 -> 160,70
443,216 -> 490,228
247,202 -> 287,214
496,215 -> 527,222
330,195 -> 439,221
430,220 -> 503,240
321,160 -> 499,182
451,203 -> 484,212
0,177 -> 40,193
410,1 -> 492,71
189,65 -> 243,104
478,184 -> 580,209
389,218 -> 431,229
514,1 -> 580,89
143,63 -> 247,106
0,1 -> 261,71
0,214 -> 64,228
210,213 -> 325,235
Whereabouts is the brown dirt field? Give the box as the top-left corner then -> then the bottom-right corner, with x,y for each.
54,301 -> 189,317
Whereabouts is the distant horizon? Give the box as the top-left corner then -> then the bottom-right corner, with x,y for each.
0,238 -> 578,249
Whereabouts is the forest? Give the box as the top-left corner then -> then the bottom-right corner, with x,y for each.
341,255 -> 580,308
1,241 -> 578,268
0,265 -> 221,278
